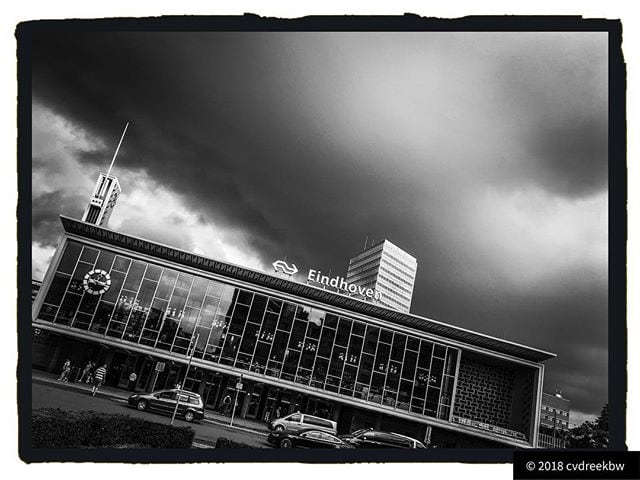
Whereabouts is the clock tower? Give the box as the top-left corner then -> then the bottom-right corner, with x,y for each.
81,122 -> 128,227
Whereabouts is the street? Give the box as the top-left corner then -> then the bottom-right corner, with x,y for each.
31,382 -> 270,448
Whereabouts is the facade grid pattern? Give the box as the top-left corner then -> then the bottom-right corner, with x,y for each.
37,240 -> 459,422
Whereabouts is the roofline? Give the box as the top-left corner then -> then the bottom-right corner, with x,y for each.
58,215 -> 556,363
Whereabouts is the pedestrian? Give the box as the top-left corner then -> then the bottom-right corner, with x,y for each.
175,382 -> 182,390
85,362 -> 95,384
274,406 -> 281,419
222,394 -> 232,416
57,358 -> 71,382
78,361 -> 92,383
91,364 -> 107,396
127,371 -> 138,391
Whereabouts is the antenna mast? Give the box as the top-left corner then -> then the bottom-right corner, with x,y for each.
107,122 -> 129,177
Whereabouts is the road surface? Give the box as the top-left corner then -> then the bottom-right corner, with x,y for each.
32,382 -> 270,448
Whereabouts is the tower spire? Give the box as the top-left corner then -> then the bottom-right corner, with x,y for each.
106,122 -> 129,177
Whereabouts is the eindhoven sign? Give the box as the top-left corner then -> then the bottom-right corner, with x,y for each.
272,260 -> 382,301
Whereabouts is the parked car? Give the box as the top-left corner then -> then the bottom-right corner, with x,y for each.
269,412 -> 337,434
340,428 -> 426,448
267,428 -> 355,449
127,389 -> 205,423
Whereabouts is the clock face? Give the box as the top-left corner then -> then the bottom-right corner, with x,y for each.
83,269 -> 112,296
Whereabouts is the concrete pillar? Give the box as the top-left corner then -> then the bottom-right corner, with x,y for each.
374,413 -> 383,430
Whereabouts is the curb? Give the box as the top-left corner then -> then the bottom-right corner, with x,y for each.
34,376 -> 270,436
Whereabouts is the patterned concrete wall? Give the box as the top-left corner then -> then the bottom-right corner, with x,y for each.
453,356 -> 515,429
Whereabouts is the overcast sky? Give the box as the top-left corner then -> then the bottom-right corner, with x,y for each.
30,31 -> 608,424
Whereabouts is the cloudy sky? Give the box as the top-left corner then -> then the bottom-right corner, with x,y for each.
30,30 -> 608,424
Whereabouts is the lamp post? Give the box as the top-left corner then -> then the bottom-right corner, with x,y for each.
230,374 -> 243,427
170,333 -> 199,425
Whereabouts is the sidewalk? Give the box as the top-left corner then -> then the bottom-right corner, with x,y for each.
31,370 -> 270,435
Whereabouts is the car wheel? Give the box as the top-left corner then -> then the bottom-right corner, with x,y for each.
279,438 -> 292,448
274,425 -> 285,432
136,400 -> 148,411
184,410 -> 195,422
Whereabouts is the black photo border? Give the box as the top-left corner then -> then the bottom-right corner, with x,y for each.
16,14 -> 626,464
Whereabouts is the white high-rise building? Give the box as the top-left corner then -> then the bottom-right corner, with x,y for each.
346,239 -> 418,313
81,173 -> 121,227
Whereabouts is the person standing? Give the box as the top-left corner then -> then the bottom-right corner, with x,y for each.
58,359 -> 71,382
129,372 -> 138,392
127,371 -> 138,391
222,394 -> 232,416
78,361 -> 92,383
91,364 -> 107,396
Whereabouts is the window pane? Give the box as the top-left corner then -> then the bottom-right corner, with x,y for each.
351,321 -> 365,336
94,251 -> 115,272
379,329 -> 393,344
89,301 -> 114,334
390,333 -> 406,362
43,273 -> 70,306
144,298 -> 168,330
324,313 -> 338,329
418,341 -> 434,369
218,285 -> 238,316
77,292 -> 99,316
144,264 -> 162,281
156,269 -> 178,299
101,270 -> 125,303
248,295 -> 267,323
237,289 -> 254,306
329,346 -> 345,377
229,304 -> 249,335
317,326 -> 336,358
278,303 -> 296,331
175,273 -> 194,290
205,280 -> 224,298
445,348 -> 458,376
311,357 -> 328,387
79,247 -> 99,264
374,343 -> 390,374
57,242 -> 82,275
68,261 -> 93,294
55,293 -> 81,325
288,320 -> 306,350
186,277 -> 208,308
363,326 -> 379,355
239,323 -> 259,354
402,351 -> 417,380
112,255 -> 131,273
177,306 -> 199,337
335,319 -> 352,347
269,331 -> 288,362
123,261 -> 146,291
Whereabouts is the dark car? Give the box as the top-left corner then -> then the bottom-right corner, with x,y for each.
267,428 -> 355,449
128,389 -> 205,423
340,428 -> 426,448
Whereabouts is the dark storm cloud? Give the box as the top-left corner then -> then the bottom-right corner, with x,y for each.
32,190 -> 85,247
30,31 -> 609,419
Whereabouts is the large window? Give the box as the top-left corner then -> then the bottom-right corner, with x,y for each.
36,240 -> 461,421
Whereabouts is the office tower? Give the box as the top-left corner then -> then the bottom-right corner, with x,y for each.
346,239 -> 418,312
81,173 -> 121,227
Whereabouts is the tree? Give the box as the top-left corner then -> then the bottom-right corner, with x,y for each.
565,403 -> 608,448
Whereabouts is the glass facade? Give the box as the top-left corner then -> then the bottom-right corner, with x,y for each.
37,240 -> 459,421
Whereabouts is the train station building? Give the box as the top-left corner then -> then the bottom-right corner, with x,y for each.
32,215 -> 554,448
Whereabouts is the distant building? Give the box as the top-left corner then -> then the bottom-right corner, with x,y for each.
81,172 -> 121,227
539,392 -> 571,433
31,279 -> 42,303
346,240 -> 417,312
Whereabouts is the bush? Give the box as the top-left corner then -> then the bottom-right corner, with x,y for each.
32,408 -> 195,448
215,437 -> 253,448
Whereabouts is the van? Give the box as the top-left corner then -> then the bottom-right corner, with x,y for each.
269,412 -> 337,435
